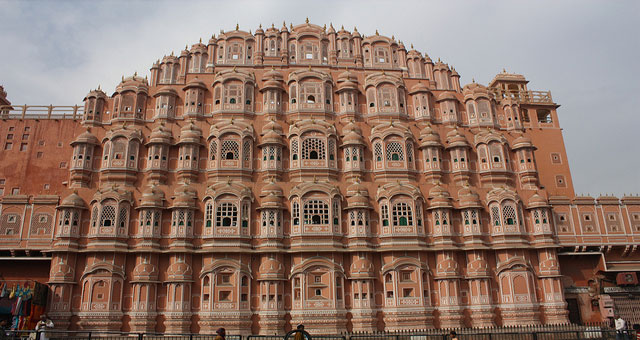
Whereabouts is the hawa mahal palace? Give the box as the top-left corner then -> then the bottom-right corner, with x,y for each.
0,20 -> 639,335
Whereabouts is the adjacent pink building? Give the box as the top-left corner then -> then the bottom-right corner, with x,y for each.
0,21 -> 638,335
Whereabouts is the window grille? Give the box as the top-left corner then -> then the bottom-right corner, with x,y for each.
216,202 -> 238,227
100,205 -> 116,228
242,140 -> 251,161
205,202 -> 213,228
328,138 -> 335,160
209,140 -> 217,160
392,202 -> 413,226
374,143 -> 383,161
491,206 -> 501,226
302,138 -> 326,160
292,201 -> 300,225
221,140 -> 239,160
91,206 -> 99,228
406,142 -> 414,162
118,206 -> 128,229
303,199 -> 329,225
291,139 -> 299,159
224,84 -> 241,103
386,142 -> 404,161
502,204 -> 517,226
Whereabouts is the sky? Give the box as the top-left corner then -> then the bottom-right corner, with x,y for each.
0,0 -> 638,196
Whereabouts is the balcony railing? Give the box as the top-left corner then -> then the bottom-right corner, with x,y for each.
491,89 -> 554,104
0,105 -> 83,120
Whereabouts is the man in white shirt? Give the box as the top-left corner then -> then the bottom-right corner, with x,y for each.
615,314 -> 628,340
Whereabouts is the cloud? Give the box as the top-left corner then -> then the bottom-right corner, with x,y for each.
0,0 -> 638,195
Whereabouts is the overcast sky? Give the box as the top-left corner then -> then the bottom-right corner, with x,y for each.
1,0 -> 638,196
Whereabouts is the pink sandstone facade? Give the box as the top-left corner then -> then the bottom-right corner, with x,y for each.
0,21 -> 639,335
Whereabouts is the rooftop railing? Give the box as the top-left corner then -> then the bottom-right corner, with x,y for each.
491,89 -> 554,104
0,105 -> 83,120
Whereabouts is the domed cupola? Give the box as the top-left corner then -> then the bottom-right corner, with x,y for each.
166,257 -> 192,282
526,192 -> 552,237
261,68 -> 285,114
83,86 -> 107,123
69,129 -> 100,187
427,182 -> 454,242
511,134 -> 538,189
55,191 -> 87,240
350,257 -> 375,279
257,257 -> 285,281
132,257 -> 159,282
445,128 -> 471,184
182,77 -> 208,117
419,124 -> 443,182
168,183 -> 197,242
144,123 -> 173,183
112,73 -> 149,121
176,122 -> 203,182
345,178 -> 372,240
258,118 -> 285,178
341,120 -> 366,177
257,179 -> 284,241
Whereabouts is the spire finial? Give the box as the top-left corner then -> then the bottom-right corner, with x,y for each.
411,43 -> 414,49
375,29 -> 379,36
305,17 -> 309,24
391,35 -> 395,40
134,71 -> 137,76
185,44 -> 188,50
97,84 -> 101,90
290,23 -> 293,31
199,37 -> 202,43
323,24 -> 326,31
260,23 -> 263,29
354,26 -> 358,32
341,25 -> 344,30
236,23 -> 239,30
472,78 -> 475,83
330,23 -> 334,29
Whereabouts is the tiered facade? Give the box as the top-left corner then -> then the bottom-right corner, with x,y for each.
1,21 -> 639,334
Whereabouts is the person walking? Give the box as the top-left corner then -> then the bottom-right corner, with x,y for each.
215,327 -> 226,340
294,325 -> 308,340
449,331 -> 459,340
615,314 -> 628,340
34,314 -> 53,340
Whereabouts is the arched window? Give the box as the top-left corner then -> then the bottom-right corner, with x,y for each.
307,95 -> 315,104
216,202 -> 238,227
